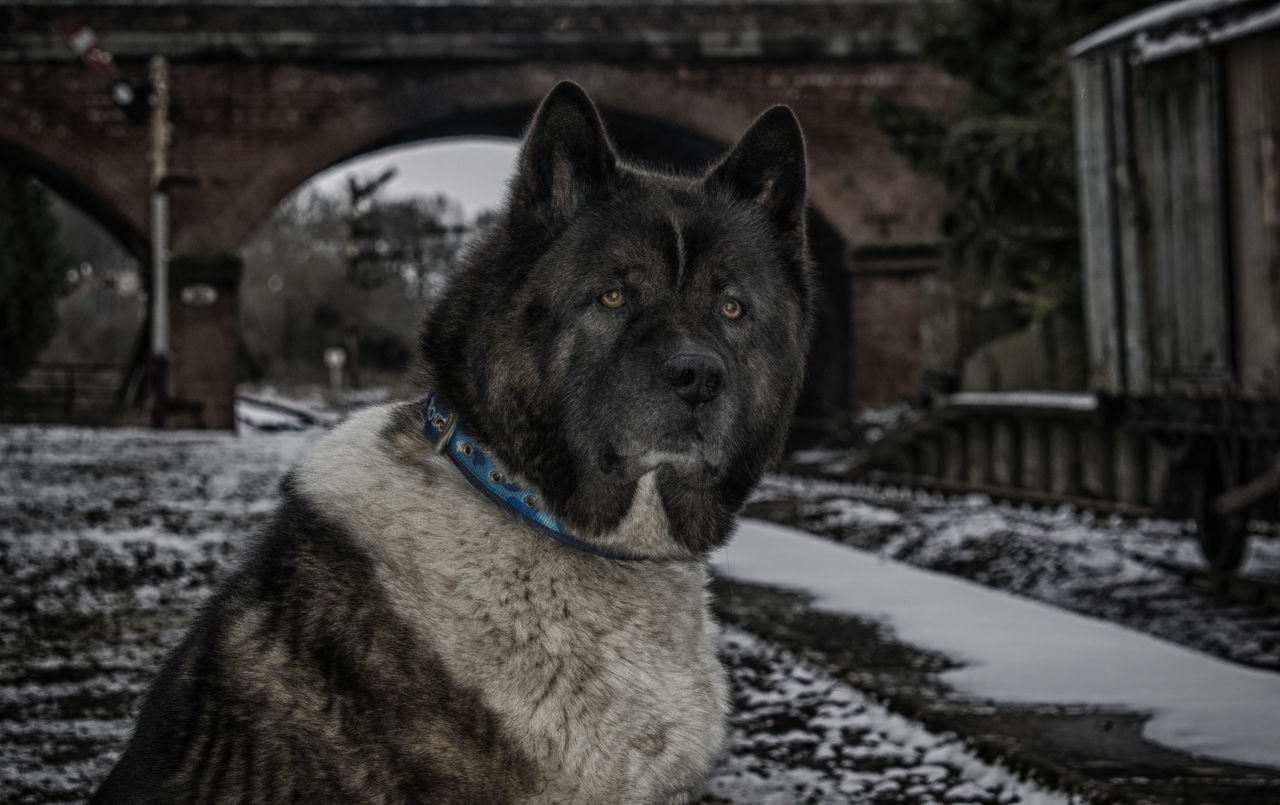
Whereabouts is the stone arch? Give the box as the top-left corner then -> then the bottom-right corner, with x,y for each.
5,58 -> 944,426
220,66 -> 856,249
2,0 -> 957,428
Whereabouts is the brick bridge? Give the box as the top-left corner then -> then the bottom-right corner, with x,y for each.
0,1 -> 951,429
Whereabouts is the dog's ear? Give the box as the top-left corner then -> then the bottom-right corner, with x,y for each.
511,81 -> 617,228
706,106 -> 807,234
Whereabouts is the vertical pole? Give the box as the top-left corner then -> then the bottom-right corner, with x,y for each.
343,280 -> 363,390
149,55 -> 170,427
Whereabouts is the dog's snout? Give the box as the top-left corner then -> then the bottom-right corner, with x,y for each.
662,351 -> 726,406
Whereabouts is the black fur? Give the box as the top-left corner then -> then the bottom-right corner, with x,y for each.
419,82 -> 814,555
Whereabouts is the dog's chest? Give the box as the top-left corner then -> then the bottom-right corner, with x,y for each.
298,408 -> 728,801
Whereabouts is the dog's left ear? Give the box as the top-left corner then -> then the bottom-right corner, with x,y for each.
706,106 -> 807,234
511,81 -> 617,229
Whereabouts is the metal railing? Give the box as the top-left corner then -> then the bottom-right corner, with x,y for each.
0,363 -> 129,424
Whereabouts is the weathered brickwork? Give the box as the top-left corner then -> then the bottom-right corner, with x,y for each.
165,255 -> 243,429
1,2 -> 954,428
850,271 -> 925,409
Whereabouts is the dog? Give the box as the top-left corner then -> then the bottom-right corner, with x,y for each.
93,81 -> 814,804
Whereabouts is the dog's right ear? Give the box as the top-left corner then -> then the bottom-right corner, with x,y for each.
706,106 -> 807,236
510,81 -> 617,230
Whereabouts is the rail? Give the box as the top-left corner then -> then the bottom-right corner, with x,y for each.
776,463 -> 1280,613
788,390 -> 1280,573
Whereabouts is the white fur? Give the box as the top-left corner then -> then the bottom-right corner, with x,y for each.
295,404 -> 728,804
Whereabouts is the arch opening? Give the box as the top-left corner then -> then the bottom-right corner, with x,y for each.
242,103 -> 851,426
0,158 -> 148,424
240,138 -> 520,395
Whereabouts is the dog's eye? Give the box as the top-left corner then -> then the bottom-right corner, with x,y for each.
720,298 -> 745,320
600,289 -> 626,309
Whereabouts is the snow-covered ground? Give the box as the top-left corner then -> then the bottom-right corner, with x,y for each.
716,520 -> 1280,770
1,422 -> 1067,804
3,419 -> 1279,802
705,629 -> 1065,804
0,425 -> 316,804
750,475 -> 1280,671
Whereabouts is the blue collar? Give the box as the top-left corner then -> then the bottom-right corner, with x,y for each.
423,394 -> 637,561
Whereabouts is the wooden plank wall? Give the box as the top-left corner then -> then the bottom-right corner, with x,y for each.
1071,27 -> 1280,400
1141,52 -> 1233,388
1226,33 -> 1280,399
1072,58 -> 1125,394
1108,51 -> 1149,395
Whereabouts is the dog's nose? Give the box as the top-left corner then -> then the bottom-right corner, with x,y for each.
663,351 -> 726,406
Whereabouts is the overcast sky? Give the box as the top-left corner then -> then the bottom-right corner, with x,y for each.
306,136 -> 520,219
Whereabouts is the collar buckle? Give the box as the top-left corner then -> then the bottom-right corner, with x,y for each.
425,394 -> 458,454
432,413 -> 457,454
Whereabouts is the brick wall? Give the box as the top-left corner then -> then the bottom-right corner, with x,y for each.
165,255 -> 242,429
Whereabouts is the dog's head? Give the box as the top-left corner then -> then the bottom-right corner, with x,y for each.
420,81 -> 814,557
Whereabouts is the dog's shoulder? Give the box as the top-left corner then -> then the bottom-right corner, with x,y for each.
292,401 -> 456,544
93,403 -> 543,804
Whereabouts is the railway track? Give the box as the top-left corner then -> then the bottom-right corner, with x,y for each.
771,460 -> 1280,616
1133,552 -> 1280,612
801,391 -> 1280,575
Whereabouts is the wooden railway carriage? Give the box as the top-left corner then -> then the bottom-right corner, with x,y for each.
1070,0 -> 1280,569
824,0 -> 1279,572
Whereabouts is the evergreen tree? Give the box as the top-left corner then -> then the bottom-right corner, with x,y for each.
872,0 -> 1150,361
0,167 -> 66,386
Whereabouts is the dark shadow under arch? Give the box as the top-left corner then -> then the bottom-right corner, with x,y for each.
0,139 -> 151,415
0,141 -> 149,265
307,103 -> 851,426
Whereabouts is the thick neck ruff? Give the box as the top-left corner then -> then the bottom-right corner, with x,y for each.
423,394 -> 639,561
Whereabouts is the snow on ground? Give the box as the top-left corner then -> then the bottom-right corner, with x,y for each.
1,425 -> 316,803
234,397 -> 317,430
751,474 -> 1280,671
706,629 -> 1066,804
714,520 -> 1280,769
0,422 -> 1067,804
